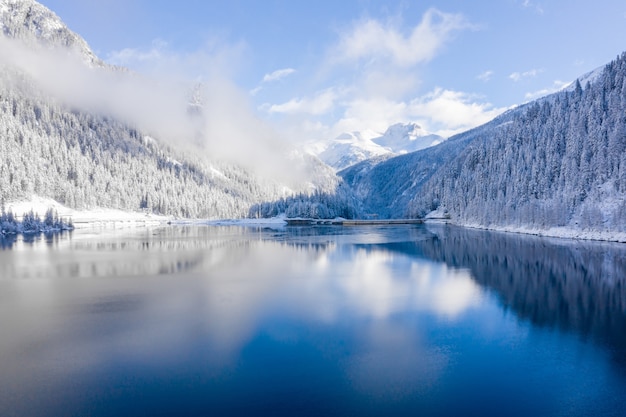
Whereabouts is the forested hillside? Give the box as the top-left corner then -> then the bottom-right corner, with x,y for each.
0,73 -> 273,218
343,53 -> 626,237
0,0 -> 354,220
340,111 -> 517,218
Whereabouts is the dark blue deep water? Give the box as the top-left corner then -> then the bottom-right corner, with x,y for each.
1,224 -> 625,417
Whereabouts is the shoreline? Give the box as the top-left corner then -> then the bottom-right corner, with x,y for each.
3,197 -> 625,243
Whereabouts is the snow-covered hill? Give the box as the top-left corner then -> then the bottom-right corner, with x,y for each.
341,53 -> 626,241
0,0 -> 102,66
0,0 -> 355,221
313,123 -> 443,171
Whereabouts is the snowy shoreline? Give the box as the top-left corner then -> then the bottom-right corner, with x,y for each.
437,220 -> 626,244
3,196 -> 625,243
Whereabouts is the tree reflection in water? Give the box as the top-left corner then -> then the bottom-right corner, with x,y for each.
400,225 -> 626,371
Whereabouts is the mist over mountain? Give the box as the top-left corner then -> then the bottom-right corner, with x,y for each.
0,0 -> 352,220
2,0 -> 626,240
342,53 -> 626,240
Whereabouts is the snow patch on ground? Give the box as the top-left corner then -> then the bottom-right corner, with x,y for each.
3,195 -> 288,231
459,221 -> 626,243
4,195 -> 170,230
171,214 -> 288,228
209,166 -> 227,179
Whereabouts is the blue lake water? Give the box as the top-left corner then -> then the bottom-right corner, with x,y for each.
0,224 -> 625,417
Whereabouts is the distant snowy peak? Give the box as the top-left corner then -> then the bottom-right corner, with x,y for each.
373,122 -> 443,154
0,0 -> 103,67
334,129 -> 381,143
315,122 -> 444,171
319,132 -> 390,172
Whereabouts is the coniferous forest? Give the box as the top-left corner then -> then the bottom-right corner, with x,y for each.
2,0 -> 626,241
342,53 -> 626,237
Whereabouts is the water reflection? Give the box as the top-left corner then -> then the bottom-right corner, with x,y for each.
417,225 -> 626,369
1,225 -> 625,416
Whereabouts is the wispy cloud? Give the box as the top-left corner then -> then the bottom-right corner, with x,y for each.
249,67 -> 297,97
105,37 -> 247,80
262,89 -> 338,116
106,39 -> 168,65
259,8 -> 501,140
262,67 -> 296,83
330,8 -> 472,68
406,88 -> 506,137
524,80 -> 569,100
281,88 -> 507,139
1,35 -> 306,182
509,68 -> 543,82
521,0 -> 544,15
477,70 -> 494,82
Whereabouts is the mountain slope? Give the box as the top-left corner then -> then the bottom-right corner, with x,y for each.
0,0 -> 351,219
340,112 -> 517,218
342,53 -> 626,238
0,0 -> 101,66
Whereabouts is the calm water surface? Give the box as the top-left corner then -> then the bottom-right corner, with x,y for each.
1,224 -> 625,417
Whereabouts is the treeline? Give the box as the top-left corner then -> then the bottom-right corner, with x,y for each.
0,67 -> 347,220
340,52 -> 626,234
248,183 -> 359,219
1,207 -> 73,235
0,0 -> 360,222
408,52 -> 626,232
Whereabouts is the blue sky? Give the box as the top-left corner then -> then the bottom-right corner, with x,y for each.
41,0 -> 626,139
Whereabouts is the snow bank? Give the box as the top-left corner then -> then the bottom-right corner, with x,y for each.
4,195 -> 170,230
458,221 -> 626,243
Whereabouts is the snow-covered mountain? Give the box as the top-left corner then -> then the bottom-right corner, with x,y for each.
314,123 -> 443,171
0,0 -> 102,66
341,53 -> 626,240
317,131 -> 390,171
373,123 -> 443,154
0,0 -> 355,220
4,0 -> 626,238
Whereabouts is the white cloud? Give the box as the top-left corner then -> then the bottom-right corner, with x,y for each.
249,85 -> 263,96
509,68 -> 543,82
407,88 -> 506,137
0,35 -> 303,182
259,8 -> 490,140
262,67 -> 296,83
331,8 -> 471,68
324,88 -> 506,139
521,0 -> 544,15
332,98 -> 409,135
106,38 -> 168,66
262,83 -> 505,140
105,37 -> 247,80
477,70 -> 494,82
524,80 -> 569,100
262,88 -> 338,116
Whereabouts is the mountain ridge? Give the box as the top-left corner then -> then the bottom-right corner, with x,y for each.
0,0 -> 354,220
313,122 -> 444,171
0,0 -> 102,66
2,0 -> 626,241
341,52 -> 626,240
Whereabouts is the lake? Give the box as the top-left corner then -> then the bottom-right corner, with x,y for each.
1,224 -> 625,417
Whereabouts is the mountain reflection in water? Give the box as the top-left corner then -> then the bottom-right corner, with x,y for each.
417,225 -> 626,370
0,224 -> 625,417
